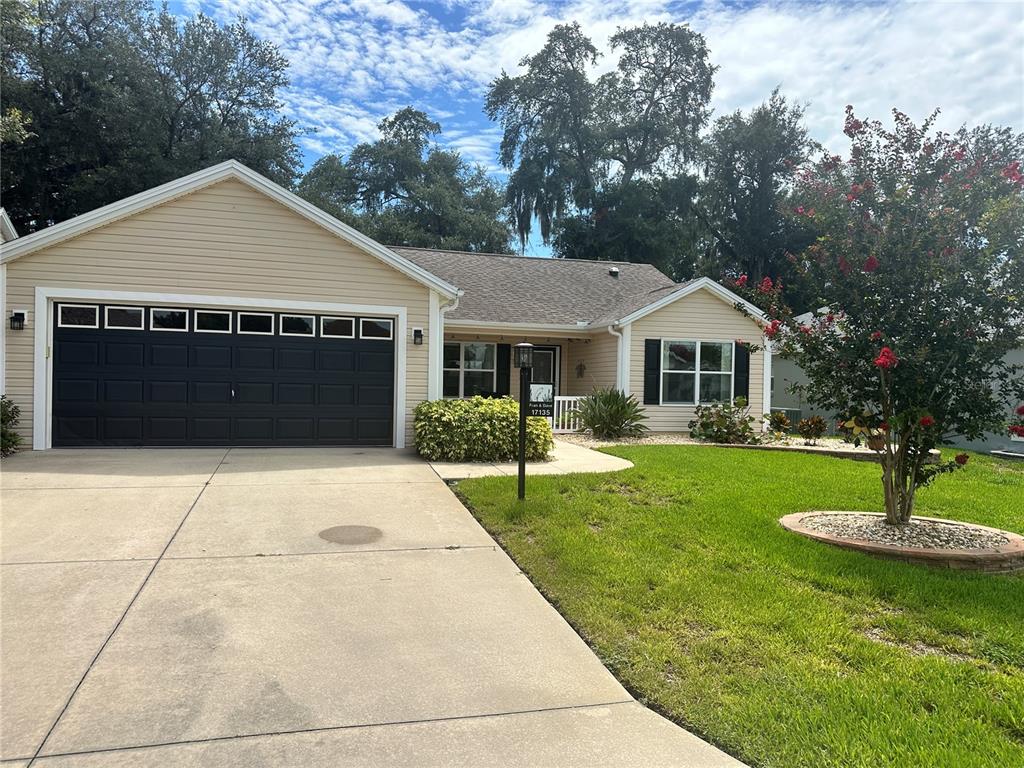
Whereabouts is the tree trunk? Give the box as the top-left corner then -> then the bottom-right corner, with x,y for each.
880,453 -> 916,525
881,456 -> 899,525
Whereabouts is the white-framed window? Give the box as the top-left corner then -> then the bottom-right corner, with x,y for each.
359,317 -> 393,340
321,316 -> 354,338
238,312 -> 274,335
280,314 -> 315,337
443,341 -> 497,398
194,309 -> 232,334
57,304 -> 99,328
661,340 -> 734,405
150,307 -> 188,332
104,306 -> 143,330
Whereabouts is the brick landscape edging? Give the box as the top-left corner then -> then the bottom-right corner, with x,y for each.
779,512 -> 1024,573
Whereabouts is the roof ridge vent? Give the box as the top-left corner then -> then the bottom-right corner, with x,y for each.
609,266 -> 620,278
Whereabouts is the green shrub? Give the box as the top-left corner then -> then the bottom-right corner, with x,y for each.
688,397 -> 761,444
573,387 -> 648,439
766,410 -> 791,433
414,396 -> 552,462
797,415 -> 828,445
1,395 -> 22,457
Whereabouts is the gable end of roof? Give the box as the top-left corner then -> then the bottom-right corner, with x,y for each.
0,161 -> 458,298
615,277 -> 767,327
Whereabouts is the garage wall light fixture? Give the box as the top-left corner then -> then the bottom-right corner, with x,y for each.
9,311 -> 25,331
413,327 -> 424,345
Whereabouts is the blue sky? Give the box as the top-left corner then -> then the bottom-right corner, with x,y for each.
170,1 -> 1024,254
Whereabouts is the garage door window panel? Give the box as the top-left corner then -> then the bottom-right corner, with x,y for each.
359,318 -> 393,340
238,312 -> 274,335
150,308 -> 188,332
58,304 -> 99,328
105,306 -> 144,330
195,310 -> 232,334
321,317 -> 354,338
281,315 -> 315,337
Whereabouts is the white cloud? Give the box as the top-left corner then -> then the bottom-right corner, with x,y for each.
185,0 -> 1024,163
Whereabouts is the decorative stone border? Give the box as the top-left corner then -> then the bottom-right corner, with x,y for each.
780,512 -> 1024,572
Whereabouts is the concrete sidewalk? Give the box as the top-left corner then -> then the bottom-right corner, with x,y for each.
1,447 -> 740,767
429,438 -> 633,480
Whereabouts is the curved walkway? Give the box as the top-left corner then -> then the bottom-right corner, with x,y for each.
429,438 -> 633,480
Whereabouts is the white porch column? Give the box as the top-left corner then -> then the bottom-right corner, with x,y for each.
617,323 -> 632,394
427,290 -> 442,400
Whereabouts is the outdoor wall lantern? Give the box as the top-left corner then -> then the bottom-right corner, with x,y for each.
412,327 -> 423,345
513,342 -> 534,500
9,311 -> 25,331
513,341 -> 534,370
575,361 -> 586,379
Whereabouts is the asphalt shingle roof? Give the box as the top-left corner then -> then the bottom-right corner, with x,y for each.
391,247 -> 683,327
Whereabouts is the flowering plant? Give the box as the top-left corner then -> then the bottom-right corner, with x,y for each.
1011,404 -> 1024,440
737,107 -> 1024,524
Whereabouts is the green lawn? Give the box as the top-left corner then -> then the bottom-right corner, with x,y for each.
456,446 -> 1024,768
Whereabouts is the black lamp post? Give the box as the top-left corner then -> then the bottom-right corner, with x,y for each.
513,342 -> 534,500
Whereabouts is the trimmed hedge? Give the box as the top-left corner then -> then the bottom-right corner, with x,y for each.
1,395 -> 22,458
414,396 -> 553,462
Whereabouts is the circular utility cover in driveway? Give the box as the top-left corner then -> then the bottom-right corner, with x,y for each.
318,525 -> 383,545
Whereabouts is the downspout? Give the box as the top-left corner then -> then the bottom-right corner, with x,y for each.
443,293 -> 461,317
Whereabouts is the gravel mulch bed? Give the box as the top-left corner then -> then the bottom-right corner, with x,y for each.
801,513 -> 1010,551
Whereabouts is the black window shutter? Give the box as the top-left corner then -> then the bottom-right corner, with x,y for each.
495,344 -> 511,396
734,343 -> 750,403
643,339 -> 661,405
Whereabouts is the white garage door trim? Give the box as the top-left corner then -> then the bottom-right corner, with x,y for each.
33,286 -> 409,450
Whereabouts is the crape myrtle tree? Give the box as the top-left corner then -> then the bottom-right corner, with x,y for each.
739,108 -> 1024,525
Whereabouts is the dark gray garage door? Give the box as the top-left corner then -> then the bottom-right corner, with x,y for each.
51,303 -> 395,446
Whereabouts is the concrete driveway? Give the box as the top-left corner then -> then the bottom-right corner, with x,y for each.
1,448 -> 741,767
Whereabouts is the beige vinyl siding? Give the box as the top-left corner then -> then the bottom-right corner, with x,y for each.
442,333 -> 570,401
564,331 -> 618,396
628,289 -> 765,432
3,178 -> 432,443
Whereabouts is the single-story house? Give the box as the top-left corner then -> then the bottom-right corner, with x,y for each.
0,161 -> 769,450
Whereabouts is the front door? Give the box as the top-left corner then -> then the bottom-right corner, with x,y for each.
528,346 -> 559,419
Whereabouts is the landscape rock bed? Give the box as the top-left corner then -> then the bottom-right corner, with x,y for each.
802,513 -> 1010,550
781,512 -> 1024,572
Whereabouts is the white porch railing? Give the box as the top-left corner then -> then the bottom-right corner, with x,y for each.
552,395 -> 584,434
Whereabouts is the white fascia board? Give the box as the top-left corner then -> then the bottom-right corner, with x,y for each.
444,319 -> 596,337
0,161 -> 459,300
614,277 -> 768,326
